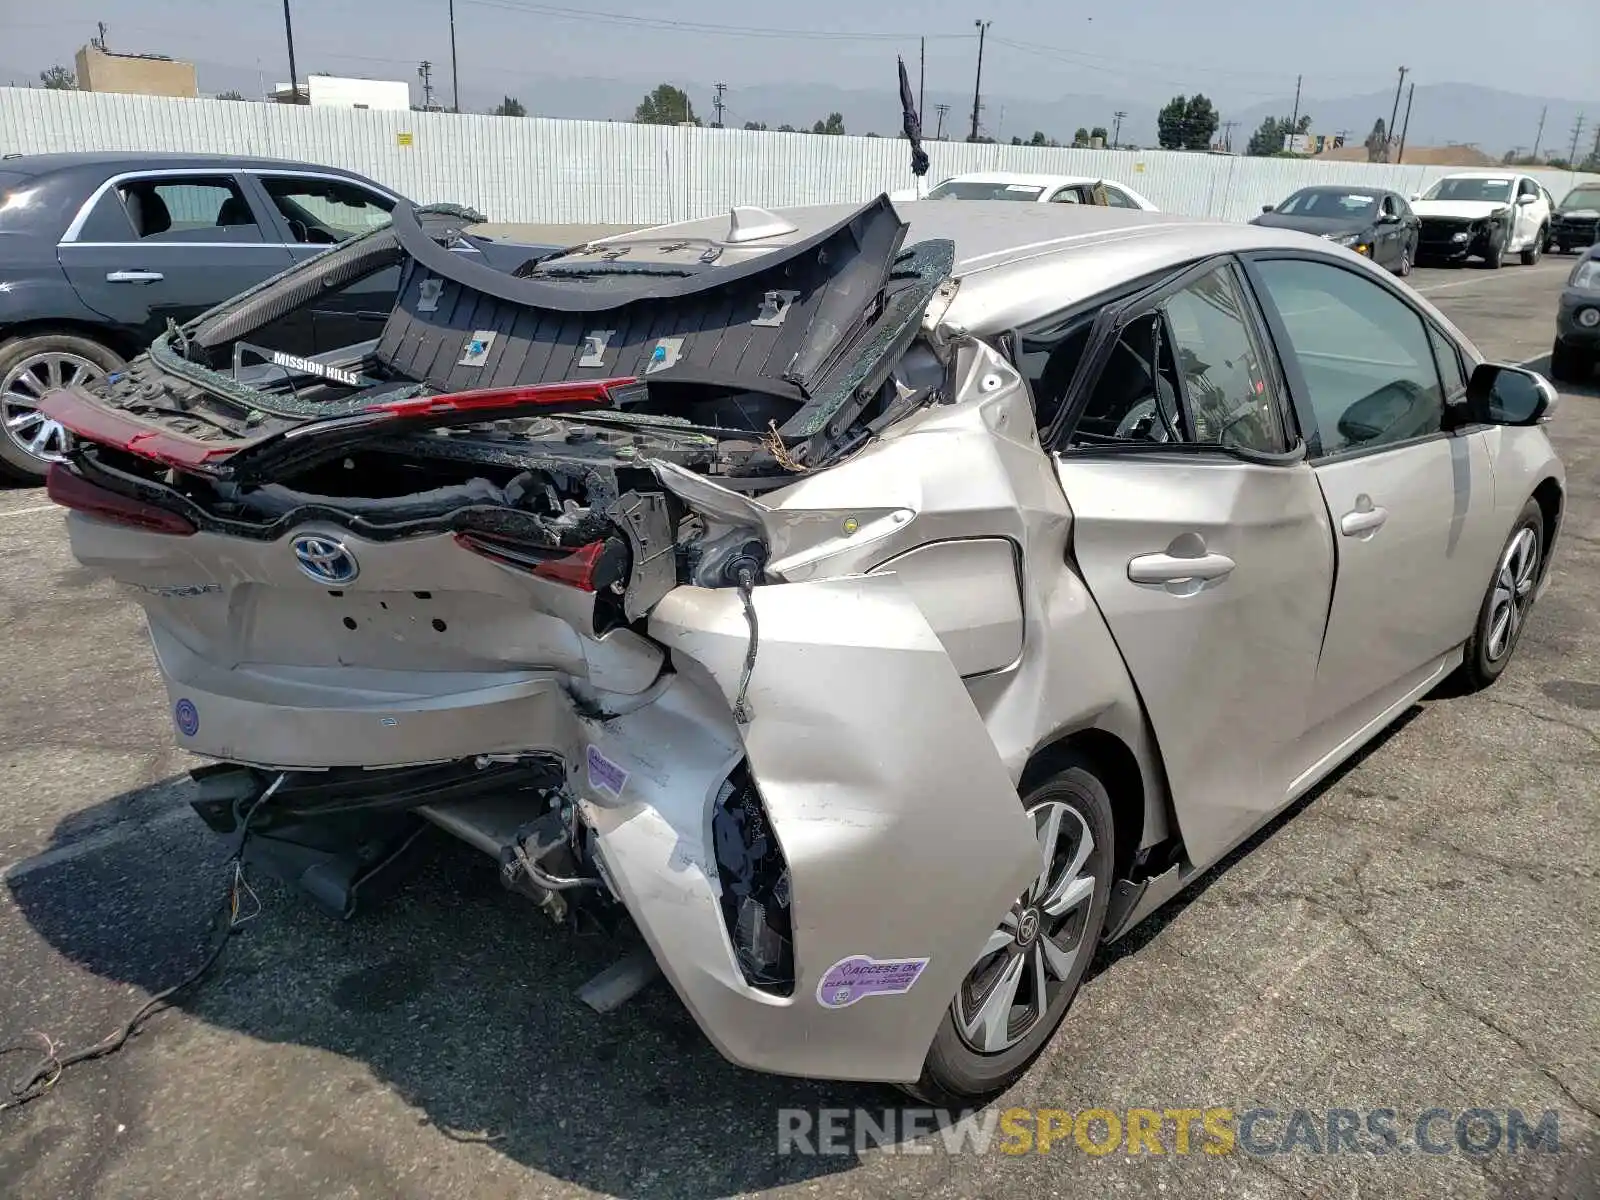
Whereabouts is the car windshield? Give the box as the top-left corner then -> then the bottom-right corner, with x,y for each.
925,180 -> 1045,201
1559,185 -> 1600,210
1421,177 -> 1513,203
1277,190 -> 1378,219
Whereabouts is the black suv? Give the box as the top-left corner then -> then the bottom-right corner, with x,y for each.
0,152 -> 410,480
1550,182 -> 1600,256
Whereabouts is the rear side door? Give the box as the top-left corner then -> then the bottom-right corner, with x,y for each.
56,171 -> 295,350
1242,253 -> 1501,755
1049,257 -> 1336,867
248,172 -> 401,353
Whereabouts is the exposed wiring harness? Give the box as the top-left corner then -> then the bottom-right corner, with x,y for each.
0,774 -> 285,1114
732,566 -> 760,724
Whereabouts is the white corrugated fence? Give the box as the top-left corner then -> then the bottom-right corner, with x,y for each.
4,88 -> 1596,227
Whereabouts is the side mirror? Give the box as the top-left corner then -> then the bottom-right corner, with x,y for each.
1410,192 -> 1421,202
1459,362 -> 1559,427
1261,203 -> 1275,213
1378,211 -> 1400,224
1516,193 -> 1538,206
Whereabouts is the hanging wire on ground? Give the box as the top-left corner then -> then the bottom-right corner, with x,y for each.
0,774 -> 286,1114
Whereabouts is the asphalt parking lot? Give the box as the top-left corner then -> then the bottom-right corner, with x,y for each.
1,259 -> 1596,1200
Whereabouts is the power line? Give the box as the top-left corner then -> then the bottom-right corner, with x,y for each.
987,36 -> 1293,99
460,0 -> 969,42
712,81 -> 727,128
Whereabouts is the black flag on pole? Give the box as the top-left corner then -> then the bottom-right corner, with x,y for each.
898,56 -> 930,177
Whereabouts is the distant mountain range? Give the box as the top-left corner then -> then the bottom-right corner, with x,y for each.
3,59 -> 1594,159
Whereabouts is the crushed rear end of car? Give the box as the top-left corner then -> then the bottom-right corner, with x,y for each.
40,196 -> 1043,1084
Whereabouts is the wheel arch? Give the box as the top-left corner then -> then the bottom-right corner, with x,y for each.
1531,475 -> 1564,581
0,320 -> 142,363
1019,725 -> 1164,886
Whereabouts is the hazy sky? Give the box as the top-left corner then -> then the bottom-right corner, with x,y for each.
5,0 -> 1597,111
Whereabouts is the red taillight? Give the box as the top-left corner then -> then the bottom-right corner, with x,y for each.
454,533 -> 620,593
38,388 -> 238,471
370,377 -> 638,418
47,464 -> 197,535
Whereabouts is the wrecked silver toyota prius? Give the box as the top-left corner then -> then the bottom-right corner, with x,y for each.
42,195 -> 1563,1102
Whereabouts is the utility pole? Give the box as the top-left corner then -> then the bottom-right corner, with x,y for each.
1387,66 -> 1408,154
934,102 -> 950,140
1569,114 -> 1587,166
93,21 -> 108,50
969,19 -> 990,142
282,0 -> 299,103
1397,81 -> 1414,163
712,81 -> 727,128
1532,105 -> 1547,160
1289,74 -> 1302,135
1591,124 -> 1600,168
448,0 -> 460,112
1220,119 -> 1238,153
919,37 -> 925,121
1112,109 -> 1127,149
418,60 -> 434,111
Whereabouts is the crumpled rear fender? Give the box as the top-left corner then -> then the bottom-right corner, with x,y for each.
585,574 -> 1039,1084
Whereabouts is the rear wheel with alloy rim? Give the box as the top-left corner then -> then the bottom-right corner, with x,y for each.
909,757 -> 1114,1103
1456,497 -> 1544,691
0,334 -> 124,482
1397,239 -> 1414,277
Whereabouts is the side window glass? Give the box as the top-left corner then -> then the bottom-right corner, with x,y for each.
1050,188 -> 1083,205
1103,187 -> 1139,209
1162,266 -> 1286,452
1253,258 -> 1444,455
1064,266 -> 1285,453
1428,325 -> 1468,398
118,178 -> 261,242
261,177 -> 394,244
76,188 -> 139,241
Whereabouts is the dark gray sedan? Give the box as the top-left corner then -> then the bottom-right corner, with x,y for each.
0,152 -> 406,480
1252,186 -> 1421,277
1551,245 -> 1600,383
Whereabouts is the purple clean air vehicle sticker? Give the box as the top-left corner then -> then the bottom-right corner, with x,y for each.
585,745 -> 629,798
816,955 -> 931,1009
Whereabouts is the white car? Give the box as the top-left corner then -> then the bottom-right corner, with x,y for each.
890,172 -> 1158,211
1410,171 -> 1554,268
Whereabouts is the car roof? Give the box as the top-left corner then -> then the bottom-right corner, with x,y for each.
1432,170 -> 1521,179
0,151 -> 373,178
937,171 -> 1103,188
591,200 -> 1361,334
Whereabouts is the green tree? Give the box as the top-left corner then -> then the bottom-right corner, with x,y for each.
777,123 -> 797,133
1364,118 -> 1388,162
1073,127 -> 1089,147
1156,96 -> 1189,149
634,84 -> 698,126
865,130 -> 880,137
1028,130 -> 1048,147
1249,113 -> 1313,157
1090,125 -> 1109,143
494,95 -> 527,117
216,90 -> 247,101
812,112 -> 845,135
40,64 -> 76,90
742,120 -> 769,131
1157,94 -> 1218,150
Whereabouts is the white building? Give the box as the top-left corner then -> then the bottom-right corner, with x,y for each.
271,75 -> 411,110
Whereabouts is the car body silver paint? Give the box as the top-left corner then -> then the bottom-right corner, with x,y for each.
60,205 -> 1567,1086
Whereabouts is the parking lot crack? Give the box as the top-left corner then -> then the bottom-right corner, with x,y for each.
1478,695 -> 1600,746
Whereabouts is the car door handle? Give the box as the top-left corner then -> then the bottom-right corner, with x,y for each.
1127,551 -> 1236,586
1339,506 -> 1389,537
105,270 -> 164,283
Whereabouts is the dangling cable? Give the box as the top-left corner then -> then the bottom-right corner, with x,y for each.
0,773 -> 287,1113
732,566 -> 760,724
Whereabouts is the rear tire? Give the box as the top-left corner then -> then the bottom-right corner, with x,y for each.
0,333 -> 125,483
908,756 -> 1115,1105
1521,227 -> 1545,265
1397,239 -> 1414,277
1455,498 -> 1544,692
